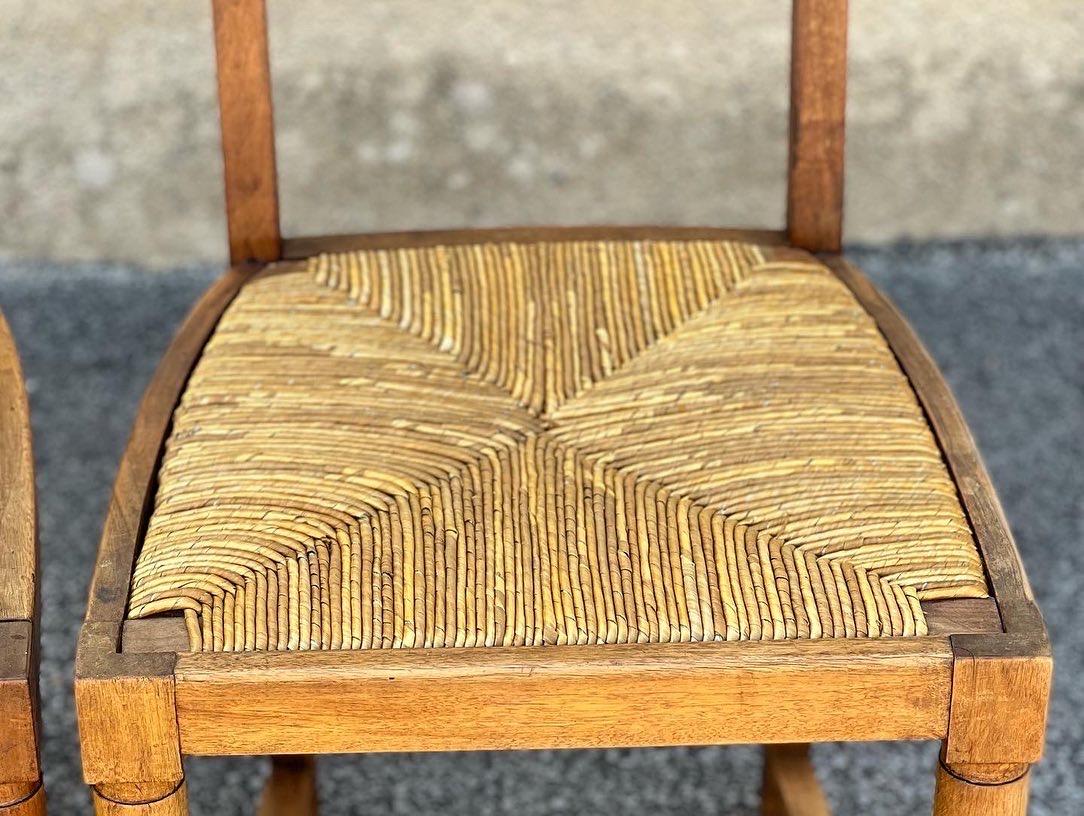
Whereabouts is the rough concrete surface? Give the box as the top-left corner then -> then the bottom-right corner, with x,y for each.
2,2 -> 1083,266
0,238 -> 1081,813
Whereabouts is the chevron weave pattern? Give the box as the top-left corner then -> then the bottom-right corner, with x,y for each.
127,240 -> 987,651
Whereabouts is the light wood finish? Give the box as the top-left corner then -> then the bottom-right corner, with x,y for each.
91,783 -> 188,816
128,242 -> 986,652
762,744 -> 831,816
0,785 -> 45,816
787,0 -> 848,252
173,639 -> 952,756
0,312 -> 35,621
0,313 -> 41,814
257,757 -> 317,816
933,760 -> 1029,816
212,0 -> 280,264
76,624 -> 182,793
944,634 -> 1051,767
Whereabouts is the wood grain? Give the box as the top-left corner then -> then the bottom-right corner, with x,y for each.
122,619 -> 191,655
91,783 -> 188,816
212,0 -> 280,264
933,761 -> 1029,816
761,744 -> 831,816
921,599 -> 1002,637
0,783 -> 45,816
944,634 -> 1051,767
0,314 -> 40,808
174,639 -> 952,755
0,311 -> 35,621
76,624 -> 182,791
787,0 -> 848,252
0,622 -> 38,800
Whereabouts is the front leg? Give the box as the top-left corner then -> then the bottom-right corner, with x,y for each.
935,629 -> 1051,816
933,758 -> 1029,816
76,627 -> 187,816
91,782 -> 188,816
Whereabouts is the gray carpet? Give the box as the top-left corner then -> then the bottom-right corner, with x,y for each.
0,238 -> 1081,814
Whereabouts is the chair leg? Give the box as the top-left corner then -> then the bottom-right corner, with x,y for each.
761,744 -> 831,816
0,782 -> 46,816
932,756 -> 1030,816
257,756 -> 318,816
76,632 -> 188,815
91,781 -> 188,815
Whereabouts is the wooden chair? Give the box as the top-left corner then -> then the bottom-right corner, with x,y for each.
0,312 -> 45,816
75,1 -> 1051,814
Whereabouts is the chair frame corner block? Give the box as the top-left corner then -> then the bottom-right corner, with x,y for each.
74,1 -> 1051,814
0,314 -> 45,816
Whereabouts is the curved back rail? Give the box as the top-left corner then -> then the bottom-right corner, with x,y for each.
210,0 -> 848,265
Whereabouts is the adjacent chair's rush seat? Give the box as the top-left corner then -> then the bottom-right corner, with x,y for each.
0,312 -> 45,816
75,2 -> 1051,814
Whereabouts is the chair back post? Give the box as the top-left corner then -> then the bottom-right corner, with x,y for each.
787,0 -> 849,253
209,0 -> 849,261
212,0 -> 281,265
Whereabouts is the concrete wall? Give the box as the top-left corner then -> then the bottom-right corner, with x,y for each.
2,0 -> 1081,266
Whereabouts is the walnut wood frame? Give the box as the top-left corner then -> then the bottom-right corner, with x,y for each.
76,2 -> 1050,814
0,313 -> 45,816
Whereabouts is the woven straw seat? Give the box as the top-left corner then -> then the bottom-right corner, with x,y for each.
127,239 -> 987,652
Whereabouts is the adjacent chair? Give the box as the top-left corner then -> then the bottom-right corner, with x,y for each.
0,311 -> 45,815
75,1 -> 1051,814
